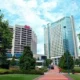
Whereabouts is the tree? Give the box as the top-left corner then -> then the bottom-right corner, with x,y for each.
75,59 -> 79,65
0,10 -> 12,68
10,56 -> 16,66
75,58 -> 80,67
58,51 -> 74,70
44,59 -> 52,67
19,46 -> 36,70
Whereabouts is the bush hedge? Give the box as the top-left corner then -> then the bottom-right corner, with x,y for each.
21,69 -> 44,75
0,66 -> 48,75
61,69 -> 72,73
60,67 -> 80,73
39,67 -> 48,72
0,69 -> 44,75
73,67 -> 80,73
0,69 -> 12,74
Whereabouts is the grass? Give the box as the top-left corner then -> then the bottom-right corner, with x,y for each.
69,74 -> 80,80
0,74 -> 40,80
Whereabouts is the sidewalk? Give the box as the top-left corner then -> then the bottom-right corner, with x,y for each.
38,66 -> 69,80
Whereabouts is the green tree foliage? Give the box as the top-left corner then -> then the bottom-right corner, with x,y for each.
75,59 -> 79,65
19,46 -> 36,70
44,59 -> 52,67
75,58 -> 80,67
58,52 -> 74,70
0,10 -> 12,68
10,56 -> 16,66
0,10 -> 12,49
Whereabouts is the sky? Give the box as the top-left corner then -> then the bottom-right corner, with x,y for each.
0,0 -> 80,54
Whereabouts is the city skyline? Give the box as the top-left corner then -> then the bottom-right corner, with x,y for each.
0,0 -> 80,54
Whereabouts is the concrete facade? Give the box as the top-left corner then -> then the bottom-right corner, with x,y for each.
7,25 -> 37,56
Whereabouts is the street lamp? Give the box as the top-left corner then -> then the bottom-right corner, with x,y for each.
64,26 -> 69,74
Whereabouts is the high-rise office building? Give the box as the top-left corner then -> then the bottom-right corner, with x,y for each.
76,32 -> 80,57
7,25 -> 37,57
44,16 -> 78,65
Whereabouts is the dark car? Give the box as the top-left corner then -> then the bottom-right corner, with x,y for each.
51,65 -> 54,69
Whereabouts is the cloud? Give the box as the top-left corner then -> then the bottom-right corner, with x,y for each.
0,0 -> 80,54
58,0 -> 80,16
40,1 -> 57,12
0,0 -> 48,54
43,12 -> 64,22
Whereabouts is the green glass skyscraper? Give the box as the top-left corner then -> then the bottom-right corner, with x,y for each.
44,16 -> 78,65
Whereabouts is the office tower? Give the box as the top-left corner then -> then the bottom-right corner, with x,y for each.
76,32 -> 80,57
7,25 -> 37,57
44,16 -> 78,65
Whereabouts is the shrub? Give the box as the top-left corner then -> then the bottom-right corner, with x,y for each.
11,70 -> 22,74
10,56 -> 16,66
59,52 -> 74,70
39,67 -> 48,72
61,69 -> 72,73
0,60 -> 10,69
19,46 -> 36,70
73,67 -> 80,73
0,69 -> 12,74
22,69 -> 44,75
0,69 -> 44,75
30,69 -> 44,75
0,68 -> 44,75
9,66 -> 20,70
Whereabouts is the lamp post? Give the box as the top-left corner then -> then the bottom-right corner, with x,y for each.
64,26 -> 69,74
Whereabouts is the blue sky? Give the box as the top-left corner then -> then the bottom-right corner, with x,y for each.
0,0 -> 80,54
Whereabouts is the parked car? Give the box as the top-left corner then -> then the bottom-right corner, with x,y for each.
51,65 -> 54,69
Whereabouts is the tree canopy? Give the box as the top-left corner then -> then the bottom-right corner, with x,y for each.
44,59 -> 52,67
19,46 -> 36,70
10,56 -> 16,66
0,10 -> 12,68
75,58 -> 80,67
0,10 -> 12,50
58,51 -> 74,70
